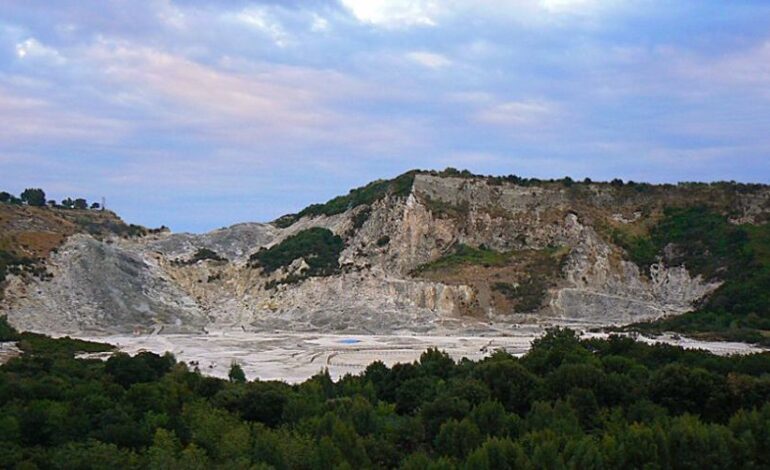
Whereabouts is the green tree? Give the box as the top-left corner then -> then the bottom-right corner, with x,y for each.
435,418 -> 483,459
73,198 -> 88,210
228,361 -> 246,383
147,428 -> 181,470
20,188 -> 46,206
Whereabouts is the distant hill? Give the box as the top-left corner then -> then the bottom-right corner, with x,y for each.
1,171 -> 768,344
0,199 -> 157,298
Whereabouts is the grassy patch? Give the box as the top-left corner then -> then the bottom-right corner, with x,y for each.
413,244 -> 512,274
422,197 -> 471,219
491,246 -> 568,312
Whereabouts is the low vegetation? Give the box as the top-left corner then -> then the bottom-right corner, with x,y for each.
1,327 -> 770,468
173,248 -> 226,266
0,250 -> 51,287
250,228 -> 344,279
493,280 -> 549,313
413,244 -> 512,275
274,172 -> 417,227
614,206 -> 770,345
414,244 -> 568,313
0,250 -> 32,285
421,197 -> 471,219
0,316 -> 19,341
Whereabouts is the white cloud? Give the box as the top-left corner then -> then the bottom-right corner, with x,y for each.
539,0 -> 604,13
406,51 -> 451,68
15,38 -> 65,64
339,0 -> 439,28
311,14 -> 330,32
340,0 -> 626,28
232,8 -> 289,47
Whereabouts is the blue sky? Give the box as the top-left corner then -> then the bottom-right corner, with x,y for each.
2,0 -> 770,232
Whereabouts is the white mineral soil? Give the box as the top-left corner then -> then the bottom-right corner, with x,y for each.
75,327 -> 767,384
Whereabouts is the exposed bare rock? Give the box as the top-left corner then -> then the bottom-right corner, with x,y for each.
2,172 -> 767,336
3,235 -> 206,334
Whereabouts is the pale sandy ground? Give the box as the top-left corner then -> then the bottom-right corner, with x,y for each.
72,327 -> 767,384
0,342 -> 21,365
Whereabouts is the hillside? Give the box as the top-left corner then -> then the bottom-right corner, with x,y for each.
0,201 -> 152,298
1,171 -> 769,343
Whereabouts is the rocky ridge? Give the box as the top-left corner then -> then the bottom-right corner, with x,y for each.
2,172 -> 768,335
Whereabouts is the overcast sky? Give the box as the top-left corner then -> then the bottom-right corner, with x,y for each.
2,1 -> 770,232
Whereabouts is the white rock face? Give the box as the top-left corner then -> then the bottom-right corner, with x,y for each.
3,235 -> 207,334
2,174 -> 750,335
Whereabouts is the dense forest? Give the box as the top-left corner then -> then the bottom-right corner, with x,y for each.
1,319 -> 769,469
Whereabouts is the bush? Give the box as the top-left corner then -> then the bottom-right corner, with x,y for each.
17,332 -> 113,356
621,208 -> 770,342
175,248 -> 226,266
276,171 -> 417,227
0,315 -> 19,341
250,228 -> 344,277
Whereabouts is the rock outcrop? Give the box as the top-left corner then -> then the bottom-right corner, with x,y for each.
2,172 -> 766,335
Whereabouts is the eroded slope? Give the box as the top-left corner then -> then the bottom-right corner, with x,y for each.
2,172 -> 768,336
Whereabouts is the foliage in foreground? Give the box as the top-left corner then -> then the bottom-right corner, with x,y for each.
1,327 -> 770,469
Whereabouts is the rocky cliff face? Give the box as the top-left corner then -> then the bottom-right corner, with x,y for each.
2,172 -> 766,335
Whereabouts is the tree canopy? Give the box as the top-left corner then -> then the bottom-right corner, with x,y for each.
20,188 -> 46,206
1,325 -> 769,468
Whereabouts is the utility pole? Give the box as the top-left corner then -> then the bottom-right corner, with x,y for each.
101,196 -> 106,211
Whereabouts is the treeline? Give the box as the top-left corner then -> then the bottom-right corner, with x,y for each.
0,188 -> 101,210
275,172 -> 416,228
1,325 -> 769,468
433,167 -> 769,192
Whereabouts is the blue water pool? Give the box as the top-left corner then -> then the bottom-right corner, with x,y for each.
338,338 -> 361,344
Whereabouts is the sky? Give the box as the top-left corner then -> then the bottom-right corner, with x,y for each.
1,0 -> 770,232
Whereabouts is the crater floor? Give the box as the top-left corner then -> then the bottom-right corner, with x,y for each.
75,326 -> 766,383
